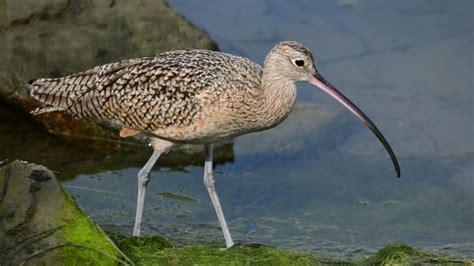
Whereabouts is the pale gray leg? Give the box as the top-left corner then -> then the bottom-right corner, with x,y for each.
203,144 -> 235,248
133,148 -> 165,236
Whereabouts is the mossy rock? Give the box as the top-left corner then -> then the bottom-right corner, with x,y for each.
363,243 -> 472,265
0,160 -> 128,265
116,235 -> 472,265
117,236 -> 320,265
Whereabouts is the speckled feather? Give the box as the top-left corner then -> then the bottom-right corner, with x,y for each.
31,50 -> 263,131
29,42 -> 313,143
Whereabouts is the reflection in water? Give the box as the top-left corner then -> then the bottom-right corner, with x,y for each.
0,102 -> 235,180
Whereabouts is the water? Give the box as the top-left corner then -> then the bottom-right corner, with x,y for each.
1,0 -> 473,259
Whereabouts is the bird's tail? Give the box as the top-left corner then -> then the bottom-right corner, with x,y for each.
28,70 -> 98,115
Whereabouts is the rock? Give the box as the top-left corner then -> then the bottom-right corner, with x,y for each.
0,0 -> 217,150
0,160 -> 127,265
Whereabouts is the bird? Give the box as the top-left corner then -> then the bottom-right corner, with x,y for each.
28,41 -> 400,248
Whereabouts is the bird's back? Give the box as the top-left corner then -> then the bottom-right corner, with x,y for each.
29,50 -> 263,136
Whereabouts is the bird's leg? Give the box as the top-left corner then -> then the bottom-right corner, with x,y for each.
203,144 -> 235,248
133,148 -> 165,236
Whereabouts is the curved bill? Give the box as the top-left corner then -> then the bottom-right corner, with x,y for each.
309,72 -> 401,177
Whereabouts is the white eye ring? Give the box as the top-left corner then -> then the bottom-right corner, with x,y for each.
293,59 -> 305,67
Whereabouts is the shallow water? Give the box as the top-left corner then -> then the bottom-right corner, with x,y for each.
2,0 -> 473,259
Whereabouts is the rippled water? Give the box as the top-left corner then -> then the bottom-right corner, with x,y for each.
1,0 -> 473,259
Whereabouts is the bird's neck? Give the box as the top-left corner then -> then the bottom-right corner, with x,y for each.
256,68 -> 297,129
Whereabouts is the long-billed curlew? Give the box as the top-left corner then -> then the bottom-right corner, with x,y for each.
28,41 -> 400,248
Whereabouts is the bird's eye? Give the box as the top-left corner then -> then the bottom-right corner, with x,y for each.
294,59 -> 305,67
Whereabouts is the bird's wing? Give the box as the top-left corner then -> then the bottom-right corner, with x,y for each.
29,57 -> 154,115
29,50 -> 262,132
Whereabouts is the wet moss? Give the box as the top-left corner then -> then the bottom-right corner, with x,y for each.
114,236 -> 472,265
116,235 -> 174,262
118,241 -> 320,266
364,243 -> 471,265
367,243 -> 423,264
59,187 -> 126,265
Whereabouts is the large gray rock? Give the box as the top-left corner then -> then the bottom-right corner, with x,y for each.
0,0 -> 217,148
0,160 -> 128,264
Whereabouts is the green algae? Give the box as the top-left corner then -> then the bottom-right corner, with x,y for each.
59,186 -> 128,265
114,236 -> 473,265
117,238 -> 320,266
363,243 -> 471,265
366,243 -> 424,264
116,235 -> 174,263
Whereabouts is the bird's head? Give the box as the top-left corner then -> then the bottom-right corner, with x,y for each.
266,41 -> 401,177
265,41 -> 317,82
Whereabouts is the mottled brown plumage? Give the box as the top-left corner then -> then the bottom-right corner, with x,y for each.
30,49 -> 269,143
